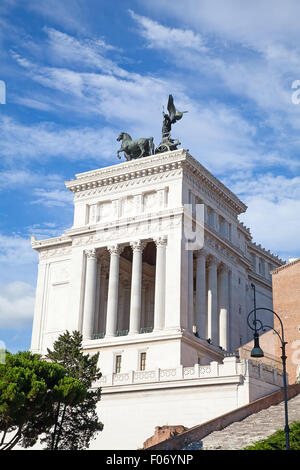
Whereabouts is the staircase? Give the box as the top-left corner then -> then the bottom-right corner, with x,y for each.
148,385 -> 300,450
191,394 -> 300,450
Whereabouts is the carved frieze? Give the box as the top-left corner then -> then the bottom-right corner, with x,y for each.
39,246 -> 72,260
71,212 -> 182,247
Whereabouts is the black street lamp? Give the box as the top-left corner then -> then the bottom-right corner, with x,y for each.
247,283 -> 290,450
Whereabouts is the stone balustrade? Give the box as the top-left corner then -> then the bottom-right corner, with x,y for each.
96,357 -> 284,388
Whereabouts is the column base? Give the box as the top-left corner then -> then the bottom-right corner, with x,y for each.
153,328 -> 163,333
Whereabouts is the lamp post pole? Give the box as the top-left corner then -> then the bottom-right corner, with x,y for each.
247,284 -> 290,450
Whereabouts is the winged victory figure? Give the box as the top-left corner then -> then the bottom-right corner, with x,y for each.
156,94 -> 187,154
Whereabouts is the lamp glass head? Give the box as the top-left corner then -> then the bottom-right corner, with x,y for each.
250,346 -> 264,358
251,333 -> 264,358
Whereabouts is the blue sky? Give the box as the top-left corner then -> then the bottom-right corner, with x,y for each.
1,0 -> 300,353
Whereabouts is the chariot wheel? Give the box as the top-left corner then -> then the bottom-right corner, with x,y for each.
155,143 -> 170,154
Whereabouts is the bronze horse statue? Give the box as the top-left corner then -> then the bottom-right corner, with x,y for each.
117,132 -> 154,161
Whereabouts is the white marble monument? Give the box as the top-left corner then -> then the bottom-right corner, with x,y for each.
30,149 -> 284,449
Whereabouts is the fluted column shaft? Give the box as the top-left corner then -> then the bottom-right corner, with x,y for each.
82,249 -> 98,339
98,267 -> 108,334
154,236 -> 167,331
219,265 -> 229,350
105,245 -> 122,337
195,249 -> 207,338
117,283 -> 125,331
188,250 -> 194,332
207,257 -> 218,345
94,260 -> 101,334
129,241 -> 145,334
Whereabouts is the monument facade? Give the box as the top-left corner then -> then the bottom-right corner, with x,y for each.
30,148 -> 284,449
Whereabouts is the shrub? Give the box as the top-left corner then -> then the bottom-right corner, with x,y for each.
244,421 -> 300,450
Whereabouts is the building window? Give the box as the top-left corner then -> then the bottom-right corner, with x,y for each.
268,263 -> 274,278
219,215 -> 226,237
228,223 -> 232,241
140,352 -> 146,371
259,258 -> 265,277
115,355 -> 122,373
207,207 -> 214,227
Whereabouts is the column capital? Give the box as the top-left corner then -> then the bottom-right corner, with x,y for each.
85,249 -> 98,260
196,248 -> 208,259
154,235 -> 168,247
219,263 -> 230,274
107,244 -> 123,256
130,240 -> 147,253
207,254 -> 218,267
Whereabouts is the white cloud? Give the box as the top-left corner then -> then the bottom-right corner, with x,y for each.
0,116 -> 117,163
27,222 -> 67,239
228,174 -> 300,201
145,0 -> 300,52
0,170 -> 37,190
26,0 -> 87,33
44,27 -> 124,75
13,96 -> 55,112
240,197 -> 300,260
129,9 -> 207,52
133,3 -> 300,137
10,39 -> 283,174
224,174 -> 300,259
31,188 -> 73,208
0,233 -> 38,288
0,233 -> 37,266
0,281 -> 35,328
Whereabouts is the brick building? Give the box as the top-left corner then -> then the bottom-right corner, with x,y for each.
271,258 -> 300,384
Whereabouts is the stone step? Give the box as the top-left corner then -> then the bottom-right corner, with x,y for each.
196,394 -> 300,450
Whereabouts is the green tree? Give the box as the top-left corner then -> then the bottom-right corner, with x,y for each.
0,351 -> 86,450
43,330 -> 103,450
244,422 -> 300,450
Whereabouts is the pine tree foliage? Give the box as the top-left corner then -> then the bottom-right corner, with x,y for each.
0,351 -> 85,450
43,330 -> 103,450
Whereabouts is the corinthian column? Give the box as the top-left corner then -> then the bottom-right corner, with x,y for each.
153,236 -> 167,332
129,240 -> 146,335
219,264 -> 229,350
82,249 -> 98,340
195,249 -> 207,338
188,250 -> 194,333
207,256 -> 218,345
98,260 -> 109,335
105,245 -> 122,337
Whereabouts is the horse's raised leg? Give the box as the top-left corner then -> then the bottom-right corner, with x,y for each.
137,144 -> 145,159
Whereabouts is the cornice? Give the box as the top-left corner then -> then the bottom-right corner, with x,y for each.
100,375 -> 243,393
31,234 -> 72,252
248,241 -> 284,265
65,149 -> 186,194
248,272 -> 272,289
183,153 -> 247,215
237,221 -> 252,238
65,149 -> 247,215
